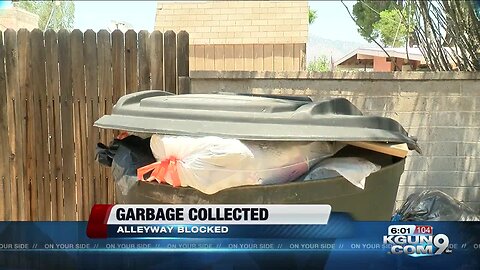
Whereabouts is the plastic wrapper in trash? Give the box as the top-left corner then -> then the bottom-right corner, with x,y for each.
141,135 -> 344,194
95,135 -> 156,195
392,190 -> 480,221
299,157 -> 381,189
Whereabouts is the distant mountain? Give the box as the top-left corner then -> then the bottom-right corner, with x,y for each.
306,33 -> 376,63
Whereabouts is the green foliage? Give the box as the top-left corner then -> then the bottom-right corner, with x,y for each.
352,0 -> 399,42
13,0 -> 75,31
309,7 -> 317,24
373,9 -> 414,47
307,56 -> 330,72
474,1 -> 480,20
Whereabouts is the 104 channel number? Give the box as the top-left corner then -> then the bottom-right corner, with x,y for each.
388,225 -> 432,235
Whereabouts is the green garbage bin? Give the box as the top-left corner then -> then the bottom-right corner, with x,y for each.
95,90 -> 418,221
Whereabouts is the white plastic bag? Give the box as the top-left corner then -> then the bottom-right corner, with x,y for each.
301,157 -> 381,189
146,135 -> 343,194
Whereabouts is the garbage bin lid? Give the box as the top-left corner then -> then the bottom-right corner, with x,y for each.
94,90 -> 418,150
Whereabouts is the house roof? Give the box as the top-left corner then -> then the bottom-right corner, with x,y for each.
334,47 -> 426,67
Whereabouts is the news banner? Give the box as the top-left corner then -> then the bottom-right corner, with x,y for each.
0,204 -> 479,269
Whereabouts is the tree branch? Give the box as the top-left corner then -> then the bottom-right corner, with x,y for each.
341,0 -> 402,71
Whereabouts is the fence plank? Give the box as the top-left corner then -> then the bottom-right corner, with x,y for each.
112,30 -> 125,102
244,44 -> 254,70
97,37 -> 106,205
77,31 -> 90,219
178,76 -> 191,95
297,43 -> 306,70
97,30 -> 112,204
263,44 -> 273,71
138,30 -> 150,91
45,30 -> 62,221
177,31 -> 189,77
149,31 -> 163,90
110,29 -> 125,204
234,45 -> 244,71
30,29 -> 48,221
0,176 -> 3,220
273,44 -> 283,72
38,30 -> 51,221
84,30 -> 98,211
204,45 -> 214,70
196,45 -> 205,70
224,44 -> 234,71
293,44 -> 301,71
253,44 -> 263,71
17,29 -> 32,221
71,29 -> 85,221
214,44 -> 224,71
283,44 -> 294,71
0,31 -> 10,220
164,31 -> 176,94
111,30 -> 124,142
189,45 -> 195,71
177,31 -> 189,94
125,30 -> 138,94
58,29 -> 76,221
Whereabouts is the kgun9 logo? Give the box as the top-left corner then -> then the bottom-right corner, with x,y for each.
383,225 -> 451,256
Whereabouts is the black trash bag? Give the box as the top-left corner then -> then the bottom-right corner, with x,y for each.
95,135 -> 156,195
95,142 -> 118,167
392,190 -> 480,221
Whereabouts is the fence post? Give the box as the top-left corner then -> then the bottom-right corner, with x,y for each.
0,31 -> 10,221
138,30 -> 150,90
112,29 -> 125,102
4,29 -> 20,221
125,30 -> 138,94
45,29 -> 63,221
30,29 -> 49,221
177,31 -> 190,94
164,31 -> 176,94
97,29 -> 113,206
150,31 -> 164,90
83,29 -> 98,220
17,29 -> 32,221
58,29 -> 76,221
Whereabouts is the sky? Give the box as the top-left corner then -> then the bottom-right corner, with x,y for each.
308,1 -> 369,44
72,0 -> 369,44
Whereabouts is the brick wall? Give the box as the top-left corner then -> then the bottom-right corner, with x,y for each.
155,1 -> 308,45
190,71 -> 480,212
0,7 -> 39,31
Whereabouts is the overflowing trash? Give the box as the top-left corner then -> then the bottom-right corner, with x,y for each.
97,134 -> 344,195
95,133 -> 387,194
93,91 -> 420,220
300,157 -> 381,189
392,190 -> 480,221
92,91 -> 418,195
95,135 -> 156,195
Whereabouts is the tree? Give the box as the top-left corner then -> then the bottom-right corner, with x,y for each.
352,0 -> 399,42
408,0 -> 480,71
373,9 -> 414,47
307,56 -> 330,72
475,1 -> 480,20
13,0 -> 75,31
309,7 -> 317,24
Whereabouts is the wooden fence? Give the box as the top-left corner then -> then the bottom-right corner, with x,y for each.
189,43 -> 306,71
0,28 -> 190,221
